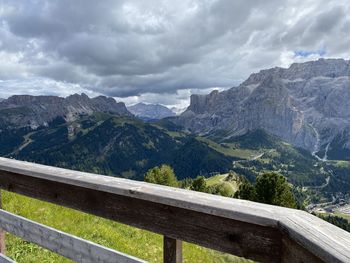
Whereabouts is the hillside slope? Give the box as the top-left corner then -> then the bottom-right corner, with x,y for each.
3,114 -> 235,180
0,101 -> 348,194
1,113 -> 344,190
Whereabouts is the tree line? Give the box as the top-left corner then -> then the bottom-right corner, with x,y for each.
144,164 -> 297,208
144,164 -> 350,233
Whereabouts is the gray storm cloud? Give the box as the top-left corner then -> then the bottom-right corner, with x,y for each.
0,0 -> 349,106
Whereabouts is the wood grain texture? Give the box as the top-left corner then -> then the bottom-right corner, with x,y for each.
0,158 -> 349,262
0,169 -> 281,262
279,212 -> 350,263
163,237 -> 182,263
281,237 -> 323,263
0,209 -> 147,263
0,158 -> 281,227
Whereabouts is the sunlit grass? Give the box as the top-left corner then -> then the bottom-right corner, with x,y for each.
3,191 -> 250,262
334,212 -> 350,222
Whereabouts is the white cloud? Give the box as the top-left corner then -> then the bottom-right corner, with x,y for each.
0,77 -> 100,98
0,0 -> 349,105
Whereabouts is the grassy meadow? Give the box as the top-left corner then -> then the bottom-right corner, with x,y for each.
2,191 -> 250,263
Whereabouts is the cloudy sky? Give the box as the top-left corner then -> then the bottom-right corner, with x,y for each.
0,0 -> 349,108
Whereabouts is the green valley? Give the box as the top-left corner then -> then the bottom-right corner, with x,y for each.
2,115 -> 349,199
1,113 -> 350,232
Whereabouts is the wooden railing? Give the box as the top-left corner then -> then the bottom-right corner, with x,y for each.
0,157 -> 349,263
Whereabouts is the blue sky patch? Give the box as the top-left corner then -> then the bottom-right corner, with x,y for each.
294,49 -> 326,57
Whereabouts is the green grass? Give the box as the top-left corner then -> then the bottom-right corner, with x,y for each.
164,131 -> 185,138
2,191 -> 251,263
206,174 -> 228,186
334,212 -> 350,222
196,137 -> 259,159
333,160 -> 350,168
206,174 -> 240,195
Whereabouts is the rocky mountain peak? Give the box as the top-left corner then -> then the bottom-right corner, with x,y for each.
187,90 -> 221,114
0,93 -> 132,129
65,93 -> 90,103
3,95 -> 64,107
244,58 -> 350,86
127,103 -> 175,120
175,58 -> 350,160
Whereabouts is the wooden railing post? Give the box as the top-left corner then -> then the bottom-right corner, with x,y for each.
163,236 -> 182,263
0,191 -> 5,255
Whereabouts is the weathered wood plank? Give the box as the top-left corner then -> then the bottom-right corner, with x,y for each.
163,236 -> 182,263
279,212 -> 350,263
281,236 -> 323,263
0,158 -> 349,262
0,254 -> 15,263
0,168 -> 282,262
0,209 -> 147,263
0,157 -> 282,227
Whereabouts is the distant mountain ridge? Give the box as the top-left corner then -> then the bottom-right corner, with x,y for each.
0,111 -> 329,188
1,114 -> 236,180
0,93 -> 132,129
0,89 -> 347,193
174,58 -> 350,160
127,102 -> 175,120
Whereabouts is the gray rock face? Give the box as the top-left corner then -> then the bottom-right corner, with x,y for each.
175,58 -> 350,158
127,103 -> 175,120
0,93 -> 132,129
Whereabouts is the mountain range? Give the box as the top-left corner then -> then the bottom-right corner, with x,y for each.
0,93 -> 131,129
127,102 -> 176,120
174,58 -> 350,161
0,58 -> 350,197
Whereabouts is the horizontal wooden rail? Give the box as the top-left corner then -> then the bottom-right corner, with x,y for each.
0,209 -> 146,263
0,157 -> 349,262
